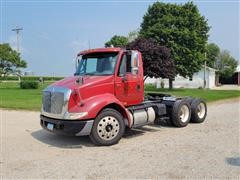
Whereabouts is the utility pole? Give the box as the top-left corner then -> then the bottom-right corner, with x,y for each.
203,52 -> 207,89
12,26 -> 23,53
12,26 -> 23,82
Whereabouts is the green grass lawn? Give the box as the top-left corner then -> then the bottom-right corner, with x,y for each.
0,82 -> 53,111
145,84 -> 240,102
0,82 -> 239,111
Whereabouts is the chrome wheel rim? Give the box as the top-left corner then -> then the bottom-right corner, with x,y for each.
97,116 -> 120,141
179,105 -> 190,123
197,103 -> 206,119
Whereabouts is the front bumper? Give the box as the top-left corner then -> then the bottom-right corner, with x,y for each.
40,115 -> 93,136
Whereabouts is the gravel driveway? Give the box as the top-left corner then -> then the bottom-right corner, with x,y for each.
1,98 -> 240,179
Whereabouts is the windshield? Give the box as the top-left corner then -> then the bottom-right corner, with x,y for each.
75,52 -> 118,76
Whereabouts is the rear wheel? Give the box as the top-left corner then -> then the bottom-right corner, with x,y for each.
190,98 -> 207,123
171,100 -> 191,127
90,108 -> 125,146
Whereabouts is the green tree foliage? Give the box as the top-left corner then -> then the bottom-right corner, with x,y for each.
0,43 -> 27,76
127,37 -> 175,80
206,43 -> 220,68
105,35 -> 128,47
216,50 -> 238,78
127,30 -> 139,43
140,2 -> 210,78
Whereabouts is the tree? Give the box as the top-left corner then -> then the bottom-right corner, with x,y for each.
105,35 -> 128,47
127,30 -> 139,43
126,37 -> 175,81
0,43 -> 27,77
206,43 -> 220,68
140,2 -> 210,88
205,43 -> 237,84
216,50 -> 238,78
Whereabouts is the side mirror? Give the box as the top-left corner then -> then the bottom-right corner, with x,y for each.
75,56 -> 81,70
75,58 -> 79,70
131,51 -> 139,75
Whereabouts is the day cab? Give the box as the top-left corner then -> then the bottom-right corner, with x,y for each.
40,48 -> 207,145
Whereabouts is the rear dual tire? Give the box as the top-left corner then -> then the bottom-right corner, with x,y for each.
171,98 -> 207,127
171,100 -> 191,127
190,98 -> 207,123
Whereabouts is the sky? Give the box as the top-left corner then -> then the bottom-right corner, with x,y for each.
1,0 -> 239,76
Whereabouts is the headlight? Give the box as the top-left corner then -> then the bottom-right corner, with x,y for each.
64,112 -> 88,120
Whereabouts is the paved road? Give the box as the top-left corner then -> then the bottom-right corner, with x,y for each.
1,98 -> 240,179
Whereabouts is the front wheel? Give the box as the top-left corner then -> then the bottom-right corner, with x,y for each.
90,108 -> 125,146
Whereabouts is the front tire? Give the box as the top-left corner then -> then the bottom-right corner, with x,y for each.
90,108 -> 125,146
171,100 -> 191,127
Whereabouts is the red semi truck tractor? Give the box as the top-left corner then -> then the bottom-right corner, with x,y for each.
40,48 -> 207,146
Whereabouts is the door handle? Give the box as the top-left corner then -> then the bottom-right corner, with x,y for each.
122,77 -> 127,83
137,84 -> 141,91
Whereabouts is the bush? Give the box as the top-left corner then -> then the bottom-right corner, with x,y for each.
0,76 -> 18,81
20,81 -> 39,89
22,76 -> 39,81
22,76 -> 64,81
0,76 -> 64,81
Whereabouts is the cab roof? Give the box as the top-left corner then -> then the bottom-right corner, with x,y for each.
78,48 -> 121,56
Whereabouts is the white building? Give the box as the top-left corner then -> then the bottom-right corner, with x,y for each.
235,64 -> 240,86
145,66 -> 216,89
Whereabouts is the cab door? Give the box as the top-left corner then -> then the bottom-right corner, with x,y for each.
115,51 -> 144,106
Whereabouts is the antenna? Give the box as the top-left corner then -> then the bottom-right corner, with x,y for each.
88,39 -> 91,49
12,26 -> 23,53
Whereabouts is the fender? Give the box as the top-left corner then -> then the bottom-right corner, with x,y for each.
68,93 -> 132,127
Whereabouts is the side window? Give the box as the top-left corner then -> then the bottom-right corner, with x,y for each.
118,53 -> 131,76
126,54 -> 132,73
118,51 -> 139,76
119,54 -> 127,76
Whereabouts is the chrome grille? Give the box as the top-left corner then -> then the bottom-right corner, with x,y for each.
50,92 -> 64,114
42,91 -> 64,114
43,91 -> 51,112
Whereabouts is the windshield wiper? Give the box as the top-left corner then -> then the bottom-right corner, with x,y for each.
84,73 -> 95,75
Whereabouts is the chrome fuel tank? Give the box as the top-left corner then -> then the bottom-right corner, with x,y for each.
128,107 -> 156,128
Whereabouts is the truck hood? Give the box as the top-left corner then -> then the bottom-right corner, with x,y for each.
51,75 -> 114,90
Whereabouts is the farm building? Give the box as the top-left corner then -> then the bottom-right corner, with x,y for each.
145,66 -> 216,89
219,64 -> 240,85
